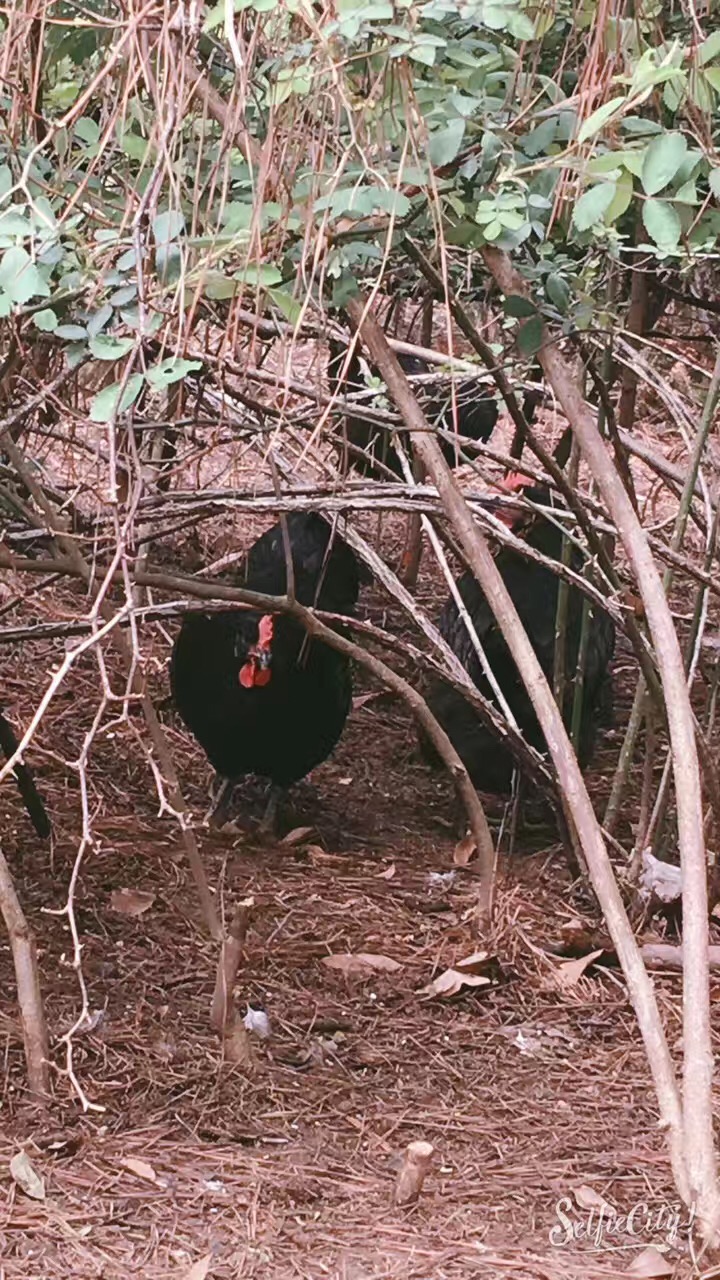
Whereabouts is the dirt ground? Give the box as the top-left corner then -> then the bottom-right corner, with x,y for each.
0,343 -> 717,1278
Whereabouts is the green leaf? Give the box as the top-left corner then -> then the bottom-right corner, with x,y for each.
90,374 -> 144,423
0,246 -> 50,304
517,314 -> 544,356
483,218 -> 504,241
119,308 -> 163,335
74,117 -> 100,145
0,165 -> 12,202
145,357 -> 202,389
572,182 -> 617,231
203,0 -> 246,32
152,209 -> 185,245
89,335 -> 135,360
503,294 -> 537,318
577,96 -> 626,144
119,131 -> 151,163
699,29 -> 720,64
702,67 -> 720,91
483,6 -> 509,29
109,284 -> 138,307
65,341 -> 87,369
620,148 -> 646,178
709,168 -> 720,199
604,169 -> 634,223
427,119 -> 465,168
689,68 -> 714,111
267,286 -> 303,325
641,132 -> 687,195
544,273 -> 571,313
55,324 -> 88,340
674,180 -> 698,205
507,10 -> 534,38
32,308 -> 57,332
85,304 -> 113,338
663,77 -> 685,113
0,210 -> 31,237
202,272 -> 240,300
642,198 -> 682,249
0,291 -> 12,319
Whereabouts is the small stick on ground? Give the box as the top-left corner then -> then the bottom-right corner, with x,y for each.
393,1140 -> 434,1205
0,845 -> 50,1100
210,897 -> 255,1070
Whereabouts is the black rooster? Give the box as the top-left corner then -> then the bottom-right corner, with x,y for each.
327,341 -> 498,477
0,708 -> 51,838
423,482 -> 615,795
170,513 -> 363,832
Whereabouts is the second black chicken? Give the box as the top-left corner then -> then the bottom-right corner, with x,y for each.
328,341 -> 498,477
170,512 -> 363,832
0,706 -> 51,839
423,482 -> 615,795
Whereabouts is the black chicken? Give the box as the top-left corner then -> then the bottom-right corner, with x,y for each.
423,482 -> 615,795
0,708 -> 51,838
170,512 -> 363,832
327,341 -> 498,477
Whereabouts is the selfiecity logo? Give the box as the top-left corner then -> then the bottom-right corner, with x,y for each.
549,1196 -> 694,1249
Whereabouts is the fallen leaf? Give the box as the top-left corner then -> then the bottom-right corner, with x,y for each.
322,952 -> 402,977
181,1255 -> 212,1280
110,888 -> 156,916
120,1156 -> 158,1183
627,1245 -> 673,1277
555,949 -> 605,989
558,916 -> 597,949
376,863 -> 396,880
573,1183 -> 615,1213
9,1151 -> 45,1200
640,850 -> 682,904
352,692 -> 381,710
422,968 -> 492,998
453,833 -> 477,866
427,870 -> 456,890
338,777 -> 353,786
280,826 -> 314,846
243,1007 -> 271,1039
455,950 -> 490,974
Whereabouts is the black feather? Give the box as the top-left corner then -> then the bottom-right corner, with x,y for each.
0,709 -> 51,839
170,513 -> 361,789
423,502 -> 615,793
328,343 -> 498,477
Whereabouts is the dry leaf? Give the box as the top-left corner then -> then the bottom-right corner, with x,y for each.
556,949 -> 605,989
352,693 -> 380,711
640,851 -> 682,904
453,833 -> 477,866
120,1156 -> 158,1183
422,968 -> 492,998
181,1255 -> 212,1280
455,950 -> 490,974
9,1151 -> 45,1200
322,952 -> 402,977
558,916 -> 597,949
376,863 -> 396,880
627,1245 -> 673,1277
110,888 -> 156,917
280,826 -> 314,846
573,1183 -> 615,1213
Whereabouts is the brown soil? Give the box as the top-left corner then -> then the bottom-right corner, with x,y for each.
0,330 -> 715,1279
